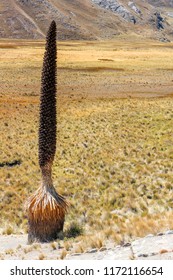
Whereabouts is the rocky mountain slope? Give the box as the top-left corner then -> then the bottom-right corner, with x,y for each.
1,1 -> 173,40
148,1 -> 173,8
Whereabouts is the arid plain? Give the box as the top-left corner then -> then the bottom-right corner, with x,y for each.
1,37 -> 173,257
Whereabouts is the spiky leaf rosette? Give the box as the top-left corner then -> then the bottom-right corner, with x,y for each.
39,20 -> 57,169
27,186 -> 68,243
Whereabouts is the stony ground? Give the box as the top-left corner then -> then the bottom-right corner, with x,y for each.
0,231 -> 173,260
67,231 -> 173,260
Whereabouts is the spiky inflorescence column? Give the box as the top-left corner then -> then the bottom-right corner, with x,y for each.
26,21 -> 68,244
39,20 -> 57,171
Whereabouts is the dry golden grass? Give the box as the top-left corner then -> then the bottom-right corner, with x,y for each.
38,253 -> 46,260
1,38 -> 173,251
59,249 -> 67,260
50,241 -> 57,250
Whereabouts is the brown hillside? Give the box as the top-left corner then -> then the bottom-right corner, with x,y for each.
0,1 -> 173,41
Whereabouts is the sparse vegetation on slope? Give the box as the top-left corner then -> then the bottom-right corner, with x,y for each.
0,0 -> 173,41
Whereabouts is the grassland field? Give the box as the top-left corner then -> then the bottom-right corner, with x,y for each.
1,37 -> 173,253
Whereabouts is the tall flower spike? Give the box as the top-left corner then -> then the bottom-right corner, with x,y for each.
26,21 -> 68,244
39,20 -> 57,169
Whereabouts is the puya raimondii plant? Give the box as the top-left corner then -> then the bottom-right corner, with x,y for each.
26,21 -> 68,243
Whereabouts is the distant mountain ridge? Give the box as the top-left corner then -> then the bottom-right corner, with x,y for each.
148,0 -> 173,8
1,0 -> 173,40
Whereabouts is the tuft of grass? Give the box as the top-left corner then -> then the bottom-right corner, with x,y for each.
38,253 -> 46,260
5,249 -> 14,255
74,244 -> 85,254
59,249 -> 67,260
89,238 -> 104,249
64,241 -> 71,251
3,226 -> 14,235
50,242 -> 57,250
65,222 -> 84,238
23,246 -> 33,254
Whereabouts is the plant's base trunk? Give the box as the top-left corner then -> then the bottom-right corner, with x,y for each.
26,186 -> 68,244
28,217 -> 65,244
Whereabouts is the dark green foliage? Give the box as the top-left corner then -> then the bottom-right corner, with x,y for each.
0,159 -> 21,167
39,20 -> 57,168
65,222 -> 84,238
